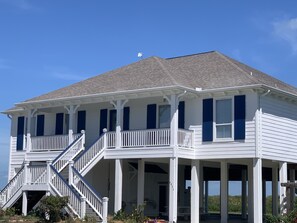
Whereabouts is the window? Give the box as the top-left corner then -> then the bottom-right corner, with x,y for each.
159,105 -> 170,128
215,98 -> 232,139
202,95 -> 245,142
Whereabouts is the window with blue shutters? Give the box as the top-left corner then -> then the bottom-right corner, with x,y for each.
202,95 -> 246,142
36,115 -> 45,136
55,113 -> 64,135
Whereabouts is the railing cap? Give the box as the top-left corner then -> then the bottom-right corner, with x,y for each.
103,197 -> 109,202
103,128 -> 107,133
81,130 -> 85,134
46,160 -> 52,164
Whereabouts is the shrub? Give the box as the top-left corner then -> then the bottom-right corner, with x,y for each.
39,195 -> 68,222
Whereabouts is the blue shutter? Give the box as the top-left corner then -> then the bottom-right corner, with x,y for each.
16,116 -> 25,151
147,104 -> 156,129
100,109 -> 108,135
55,113 -> 64,135
203,99 -> 213,142
178,101 -> 185,129
109,110 -> 116,131
77,110 -> 86,133
234,95 -> 246,140
123,107 -> 130,131
36,115 -> 45,136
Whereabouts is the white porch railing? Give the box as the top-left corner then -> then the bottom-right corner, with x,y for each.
28,165 -> 47,184
121,128 -> 170,147
31,134 -> 69,151
177,129 -> 193,148
106,132 -> 116,148
31,133 -> 82,151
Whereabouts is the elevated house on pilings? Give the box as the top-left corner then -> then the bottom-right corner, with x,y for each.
1,51 -> 297,223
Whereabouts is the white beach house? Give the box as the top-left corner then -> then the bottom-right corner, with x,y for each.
1,51 -> 297,223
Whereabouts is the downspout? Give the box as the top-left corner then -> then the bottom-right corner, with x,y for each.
256,89 -> 271,158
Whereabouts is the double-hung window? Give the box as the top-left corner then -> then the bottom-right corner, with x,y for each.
215,98 -> 233,140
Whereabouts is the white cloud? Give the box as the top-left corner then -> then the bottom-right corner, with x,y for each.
273,17 -> 297,54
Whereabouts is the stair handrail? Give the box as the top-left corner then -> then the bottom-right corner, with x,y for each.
73,133 -> 105,173
49,165 -> 83,218
52,132 -> 85,172
0,167 -> 25,206
32,132 -> 85,184
71,166 -> 103,218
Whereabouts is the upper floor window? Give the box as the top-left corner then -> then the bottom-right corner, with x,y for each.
159,105 -> 170,128
215,99 -> 232,140
202,95 -> 246,142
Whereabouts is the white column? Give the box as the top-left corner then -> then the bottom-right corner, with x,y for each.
191,160 -> 200,223
289,169 -> 295,212
137,159 -> 145,206
22,191 -> 28,216
80,196 -> 86,218
279,161 -> 287,215
69,160 -> 74,185
23,160 -> 29,185
241,168 -> 247,219
169,95 -> 178,147
114,159 -> 123,213
103,197 -> 109,223
253,158 -> 263,223
65,105 -> 79,143
26,110 -> 33,152
248,161 -> 254,223
46,160 -> 52,184
220,161 -> 228,223
169,157 -> 178,223
272,166 -> 279,216
116,100 -> 122,148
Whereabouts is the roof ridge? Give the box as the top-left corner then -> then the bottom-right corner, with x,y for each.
153,57 -> 178,86
214,51 -> 260,84
166,50 -> 217,60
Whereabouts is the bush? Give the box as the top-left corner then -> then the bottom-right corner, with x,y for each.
113,205 -> 148,223
39,195 -> 68,222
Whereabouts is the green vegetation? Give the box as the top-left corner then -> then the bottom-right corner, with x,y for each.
111,205 -> 149,223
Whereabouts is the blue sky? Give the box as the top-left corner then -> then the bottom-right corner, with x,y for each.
1,0 -> 297,193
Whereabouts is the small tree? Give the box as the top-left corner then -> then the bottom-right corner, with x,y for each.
39,195 -> 68,222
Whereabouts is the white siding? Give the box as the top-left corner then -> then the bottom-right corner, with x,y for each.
193,93 -> 257,159
261,95 -> 297,162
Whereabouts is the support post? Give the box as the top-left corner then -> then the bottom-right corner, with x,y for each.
114,159 -> 123,213
22,191 -> 28,216
103,197 -> 109,223
46,160 -> 52,184
220,161 -> 228,223
248,160 -> 254,223
26,110 -> 34,152
272,166 -> 278,216
170,95 -> 178,147
137,159 -> 145,206
69,160 -> 74,185
253,158 -> 263,223
169,157 -> 178,223
65,105 -> 79,144
23,160 -> 29,185
199,163 -> 204,214
241,168 -> 247,219
191,159 -> 200,223
80,196 -> 86,219
280,162 -> 288,215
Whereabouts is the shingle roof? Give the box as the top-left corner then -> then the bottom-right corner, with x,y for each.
22,51 -> 297,103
